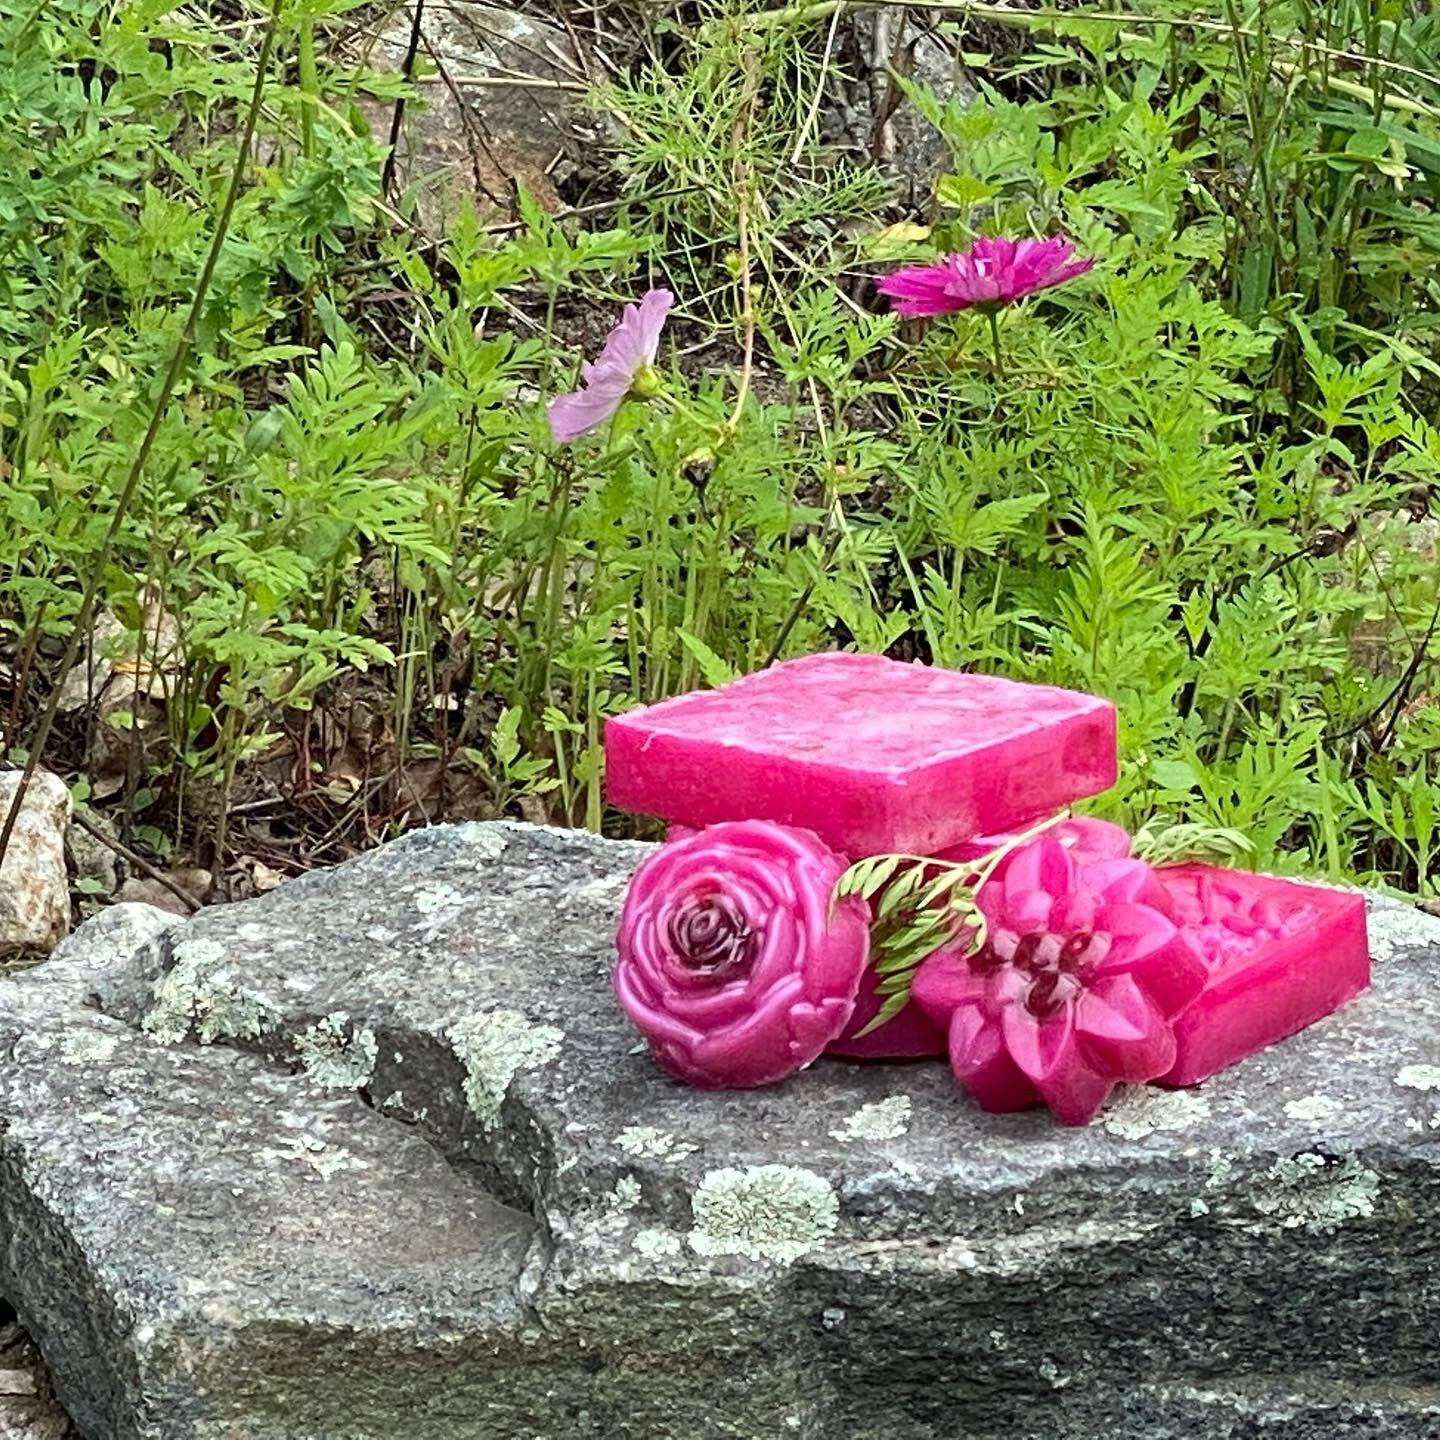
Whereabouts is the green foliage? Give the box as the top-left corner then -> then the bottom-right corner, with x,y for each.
0,0 -> 1437,895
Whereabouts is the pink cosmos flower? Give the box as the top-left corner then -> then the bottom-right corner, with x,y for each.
614,820 -> 870,1089
911,837 -> 1206,1126
877,236 -> 1094,318
827,818 -> 1134,1063
547,288 -> 673,442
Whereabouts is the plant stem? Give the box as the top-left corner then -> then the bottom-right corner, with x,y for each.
986,309 -> 1005,378
0,2 -> 282,868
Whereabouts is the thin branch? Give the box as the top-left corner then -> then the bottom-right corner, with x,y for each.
381,0 -> 425,198
71,811 -> 202,914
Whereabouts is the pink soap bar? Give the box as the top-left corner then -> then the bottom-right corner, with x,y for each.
825,965 -> 948,1060
605,653 -> 1117,857
1157,866 -> 1370,1086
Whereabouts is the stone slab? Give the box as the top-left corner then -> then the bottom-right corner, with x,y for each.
4,824 -> 1440,1438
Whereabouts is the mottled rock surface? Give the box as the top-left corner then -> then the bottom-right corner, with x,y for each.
0,771 -> 71,956
3,824 -> 1440,1438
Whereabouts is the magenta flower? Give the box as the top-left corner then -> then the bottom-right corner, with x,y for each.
614,820 -> 870,1089
911,837 -> 1206,1126
547,288 -> 673,442
877,236 -> 1093,318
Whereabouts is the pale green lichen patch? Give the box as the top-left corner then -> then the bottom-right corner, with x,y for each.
447,1010 -> 563,1126
143,937 -> 277,1046
830,1096 -> 912,1143
615,1125 -> 698,1162
607,1176 -> 642,1214
260,1134 -> 368,1180
413,882 -> 464,916
1395,1064 -> 1440,1092
689,1165 -> 839,1265
1102,1088 -> 1210,1140
468,827 -> 509,862
59,1029 -> 120,1064
1283,1094 -> 1343,1123
1366,903 -> 1440,963
294,1013 -> 378,1089
1251,1152 -> 1379,1234
632,1227 -> 682,1259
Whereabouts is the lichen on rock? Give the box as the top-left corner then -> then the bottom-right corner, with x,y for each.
1365,899 -> 1440,963
632,1227 -> 682,1259
615,1125 -> 698,1161
294,1013 -> 378,1089
1102,1088 -> 1210,1140
413,882 -> 464,916
143,937 -> 277,1045
58,1029 -> 120,1065
689,1165 -> 838,1265
1395,1064 -> 1440,1092
830,1096 -> 912,1143
1283,1094 -> 1344,1123
447,1009 -> 563,1126
467,826 -> 510,862
607,1176 -> 642,1214
1251,1152 -> 1380,1234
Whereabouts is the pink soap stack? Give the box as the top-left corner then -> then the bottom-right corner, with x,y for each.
605,653 -> 1371,1126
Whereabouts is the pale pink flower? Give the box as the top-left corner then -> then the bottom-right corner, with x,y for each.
614,820 -> 870,1089
877,236 -> 1093,318
547,288 -> 673,442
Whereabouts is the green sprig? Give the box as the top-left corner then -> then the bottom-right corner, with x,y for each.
1132,819 -> 1256,868
831,811 -> 1069,1037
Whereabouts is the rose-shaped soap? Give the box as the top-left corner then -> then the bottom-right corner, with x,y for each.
615,820 -> 870,1088
912,837 -> 1206,1125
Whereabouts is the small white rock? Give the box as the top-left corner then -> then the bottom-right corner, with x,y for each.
0,769 -> 72,953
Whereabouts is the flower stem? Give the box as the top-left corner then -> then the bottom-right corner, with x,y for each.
986,308 -> 1005,379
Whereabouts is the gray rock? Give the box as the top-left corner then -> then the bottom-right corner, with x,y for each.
64,817 -> 122,907
4,822 -> 1440,1438
357,4 -> 596,226
0,771 -> 71,956
821,8 -> 976,202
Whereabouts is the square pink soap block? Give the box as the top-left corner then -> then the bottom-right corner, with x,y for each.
605,652 -> 1117,857
1157,865 -> 1370,1087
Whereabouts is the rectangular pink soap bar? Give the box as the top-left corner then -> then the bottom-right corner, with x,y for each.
604,652 -> 1117,857
1158,865 -> 1370,1087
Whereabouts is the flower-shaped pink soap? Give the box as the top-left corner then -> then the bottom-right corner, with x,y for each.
912,837 -> 1206,1125
614,821 -> 870,1088
827,818 -> 1136,1062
